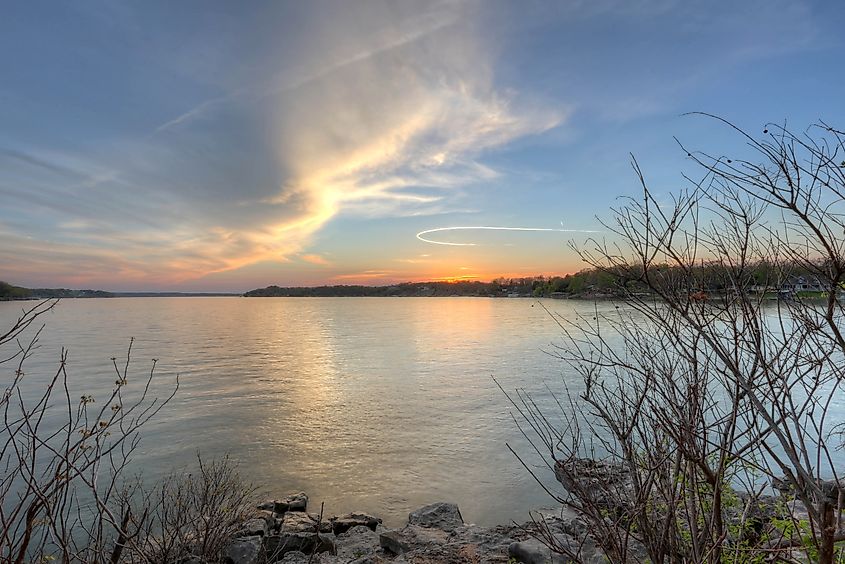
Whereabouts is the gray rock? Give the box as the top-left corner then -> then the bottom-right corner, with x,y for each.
408,502 -> 464,532
378,529 -> 407,555
282,511 -> 332,534
554,458 -> 632,514
258,500 -> 279,513
278,551 -> 308,563
237,517 -> 269,537
532,512 -> 588,541
508,538 -> 571,564
330,512 -> 382,534
281,554 -> 353,564
379,524 -> 450,555
222,535 -> 262,564
179,558 -> 208,564
258,492 -> 309,514
448,524 -> 519,562
283,492 -> 309,512
335,525 -> 380,560
256,509 -> 276,524
266,531 -> 335,560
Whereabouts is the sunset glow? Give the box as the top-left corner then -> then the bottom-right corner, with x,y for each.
2,1 -> 843,291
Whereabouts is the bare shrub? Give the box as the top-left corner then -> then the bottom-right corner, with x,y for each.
117,455 -> 259,563
0,300 -> 179,563
508,117 -> 845,563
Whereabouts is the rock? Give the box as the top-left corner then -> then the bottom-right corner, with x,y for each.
237,517 -> 269,537
278,551 -> 308,563
335,525 -> 380,560
282,511 -> 332,534
408,502 -> 464,532
378,520 -> 522,563
330,512 -> 382,535
379,524 -> 450,555
277,552 -> 361,564
448,524 -> 519,562
256,509 -> 276,523
259,492 -> 309,514
532,511 -> 588,541
554,459 -> 631,514
222,535 -> 262,564
378,529 -> 407,555
283,492 -> 309,512
180,558 -> 208,564
266,532 -> 335,560
508,538 -> 571,564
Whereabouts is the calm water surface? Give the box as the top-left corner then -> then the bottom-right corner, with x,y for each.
0,297 -> 604,526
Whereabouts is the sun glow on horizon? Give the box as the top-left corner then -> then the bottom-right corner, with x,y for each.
3,2 -> 838,291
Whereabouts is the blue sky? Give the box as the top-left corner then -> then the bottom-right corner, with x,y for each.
1,0 -> 844,291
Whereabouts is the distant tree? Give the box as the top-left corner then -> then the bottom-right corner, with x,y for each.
0,281 -> 32,300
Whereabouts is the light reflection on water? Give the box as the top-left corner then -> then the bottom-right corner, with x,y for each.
0,297 -> 600,526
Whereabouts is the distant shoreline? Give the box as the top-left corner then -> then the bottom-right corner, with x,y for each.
3,277 -> 583,301
0,293 -> 241,301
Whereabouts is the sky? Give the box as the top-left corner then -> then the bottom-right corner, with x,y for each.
1,0 -> 844,292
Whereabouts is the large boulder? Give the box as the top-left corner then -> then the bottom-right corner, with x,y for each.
277,552 -> 353,564
330,512 -> 382,535
266,531 -> 335,560
554,459 -> 631,514
408,502 -> 464,532
284,492 -> 309,512
508,538 -> 572,564
222,535 -> 263,564
259,492 -> 309,514
379,524 -> 450,555
281,511 -> 333,534
278,551 -> 308,563
378,529 -> 408,555
448,524 -> 521,562
258,492 -> 308,515
237,517 -> 269,538
334,525 -> 380,560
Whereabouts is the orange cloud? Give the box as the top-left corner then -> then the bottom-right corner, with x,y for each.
300,253 -> 331,266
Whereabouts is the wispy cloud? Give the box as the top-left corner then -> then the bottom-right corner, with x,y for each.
2,2 -> 563,289
153,96 -> 228,133
152,4 -> 456,135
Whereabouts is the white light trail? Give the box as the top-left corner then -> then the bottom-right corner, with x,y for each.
415,226 -> 601,246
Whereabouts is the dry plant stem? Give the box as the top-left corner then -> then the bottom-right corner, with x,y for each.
117,454 -> 256,563
1,299 -> 180,563
309,501 -> 325,564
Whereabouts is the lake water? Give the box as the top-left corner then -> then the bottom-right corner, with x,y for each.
0,297 -> 602,527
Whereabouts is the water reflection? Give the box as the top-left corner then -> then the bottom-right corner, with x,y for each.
0,297 -> 593,526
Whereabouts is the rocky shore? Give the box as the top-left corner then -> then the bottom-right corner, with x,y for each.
207,459 -> 826,564
211,492 -> 604,564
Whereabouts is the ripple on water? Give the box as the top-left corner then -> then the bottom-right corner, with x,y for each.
0,296 -> 606,526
